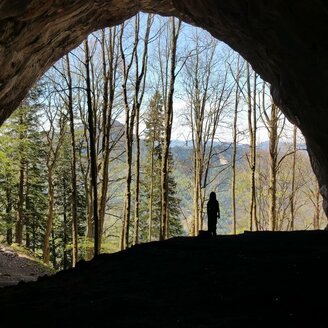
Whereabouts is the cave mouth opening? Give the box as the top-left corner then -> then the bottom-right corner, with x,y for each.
1,2 -> 328,265
0,4 -> 323,267
1,2 -> 327,190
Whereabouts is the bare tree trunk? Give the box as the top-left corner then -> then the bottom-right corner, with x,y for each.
120,105 -> 133,250
161,18 -> 181,240
268,102 -> 278,231
42,106 -> 66,264
51,228 -> 57,269
190,36 -> 203,235
65,53 -> 79,266
5,184 -> 13,244
84,38 -> 99,256
134,15 -> 152,245
148,140 -> 154,242
120,15 -> 152,248
62,176 -> 69,270
16,158 -> 24,244
261,82 -> 286,231
15,111 -> 25,244
193,48 -> 202,234
98,28 -> 110,251
192,167 -> 199,235
195,88 -> 203,234
79,107 -> 93,259
42,97 -> 65,264
252,71 -> 258,230
98,27 -> 118,250
133,101 -> 141,245
25,164 -> 30,248
246,62 -> 255,231
120,21 -> 136,250
185,36 -> 227,235
43,168 -> 54,265
191,102 -> 197,236
231,55 -> 240,235
314,184 -> 321,229
290,125 -> 297,231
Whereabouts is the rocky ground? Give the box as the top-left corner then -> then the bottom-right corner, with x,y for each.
0,244 -> 52,287
0,231 -> 328,327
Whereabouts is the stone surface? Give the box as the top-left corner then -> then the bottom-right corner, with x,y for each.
1,232 -> 328,326
0,0 -> 328,214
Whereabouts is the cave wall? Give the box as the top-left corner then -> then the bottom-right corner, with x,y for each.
1,0 -> 328,215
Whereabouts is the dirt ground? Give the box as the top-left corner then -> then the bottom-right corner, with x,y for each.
0,244 -> 51,287
0,231 -> 328,327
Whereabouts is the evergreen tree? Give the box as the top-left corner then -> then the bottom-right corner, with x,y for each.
53,131 -> 72,269
0,85 -> 48,251
24,129 -> 47,253
140,91 -> 183,241
0,142 -> 17,244
53,124 -> 87,270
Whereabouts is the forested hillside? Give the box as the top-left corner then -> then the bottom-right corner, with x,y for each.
0,14 -> 324,271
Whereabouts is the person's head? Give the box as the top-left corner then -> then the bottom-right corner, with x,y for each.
209,192 -> 216,201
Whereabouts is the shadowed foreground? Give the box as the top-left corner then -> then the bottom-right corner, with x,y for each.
1,231 -> 328,327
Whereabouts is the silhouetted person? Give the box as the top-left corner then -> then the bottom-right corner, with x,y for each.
207,192 -> 220,236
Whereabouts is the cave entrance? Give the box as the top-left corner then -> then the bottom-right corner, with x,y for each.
0,2 -> 328,267
0,9 -> 325,269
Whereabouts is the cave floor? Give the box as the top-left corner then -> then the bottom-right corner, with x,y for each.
0,230 -> 328,327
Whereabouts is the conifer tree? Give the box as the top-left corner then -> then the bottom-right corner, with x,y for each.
141,91 -> 183,241
0,86 -> 47,248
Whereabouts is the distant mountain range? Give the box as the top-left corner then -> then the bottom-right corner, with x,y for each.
256,140 -> 307,151
170,139 -> 307,151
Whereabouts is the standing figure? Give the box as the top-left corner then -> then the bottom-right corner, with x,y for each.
207,192 -> 220,236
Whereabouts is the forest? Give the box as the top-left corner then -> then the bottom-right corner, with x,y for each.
0,14 -> 324,271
